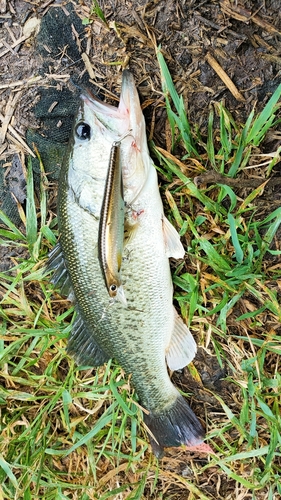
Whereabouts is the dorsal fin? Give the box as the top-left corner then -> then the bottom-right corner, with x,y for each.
67,311 -> 110,367
45,243 -> 73,298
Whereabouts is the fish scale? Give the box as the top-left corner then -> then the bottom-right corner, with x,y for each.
48,70 -> 208,457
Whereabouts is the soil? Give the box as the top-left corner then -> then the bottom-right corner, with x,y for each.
1,1 -> 280,160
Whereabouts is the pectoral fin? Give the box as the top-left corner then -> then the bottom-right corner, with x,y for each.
162,216 -> 185,259
165,308 -> 197,370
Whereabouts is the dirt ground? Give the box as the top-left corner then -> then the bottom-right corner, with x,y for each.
0,0 -> 281,498
0,0 -> 280,260
1,0 -> 281,162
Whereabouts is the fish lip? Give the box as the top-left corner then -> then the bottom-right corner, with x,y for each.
79,75 -> 135,140
119,70 -> 140,117
121,69 -> 135,88
78,70 -> 141,141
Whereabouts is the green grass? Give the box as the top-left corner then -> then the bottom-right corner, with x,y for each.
82,0 -> 109,28
1,51 -> 281,499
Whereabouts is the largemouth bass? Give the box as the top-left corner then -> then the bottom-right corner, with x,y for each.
48,70 -> 207,457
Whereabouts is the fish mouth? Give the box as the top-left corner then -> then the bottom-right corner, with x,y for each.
119,70 -> 139,111
119,70 -> 143,140
81,70 -> 150,200
79,90 -> 127,139
120,71 -> 151,201
80,70 -> 144,145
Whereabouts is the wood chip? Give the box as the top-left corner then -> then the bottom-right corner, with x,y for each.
251,14 -> 281,36
0,0 -> 6,14
205,52 -> 245,102
89,78 -> 118,99
0,75 -> 42,89
5,22 -> 17,44
72,23 -> 82,53
0,33 -> 30,58
48,101 -> 58,113
220,0 -> 281,36
1,37 -> 17,55
44,73 -> 70,82
0,143 -> 7,156
0,92 -> 20,144
61,4 -> 70,16
82,52 -> 95,79
220,1 -> 251,22
9,133 -> 35,158
0,115 -> 36,157
118,23 -> 151,45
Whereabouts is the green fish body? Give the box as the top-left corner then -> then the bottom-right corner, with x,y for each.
49,70 -> 205,457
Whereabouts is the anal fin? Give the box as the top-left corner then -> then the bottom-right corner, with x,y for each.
67,311 -> 110,367
165,308 -> 197,370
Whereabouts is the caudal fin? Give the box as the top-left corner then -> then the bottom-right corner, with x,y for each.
143,394 -> 206,458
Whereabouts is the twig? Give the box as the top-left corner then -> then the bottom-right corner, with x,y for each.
194,170 -> 281,189
0,75 -> 42,89
0,113 -> 36,157
205,52 -> 245,102
220,0 -> 281,36
82,52 -> 95,79
0,92 -> 20,144
0,33 -> 30,58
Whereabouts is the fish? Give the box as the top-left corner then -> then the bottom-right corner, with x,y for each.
98,140 -> 127,305
48,70 -> 208,457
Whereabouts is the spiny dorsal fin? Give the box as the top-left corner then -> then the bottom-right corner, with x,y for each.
46,243 -> 73,298
47,245 -> 109,366
165,308 -> 197,370
162,216 -> 185,259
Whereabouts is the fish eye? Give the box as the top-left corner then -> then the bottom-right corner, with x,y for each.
110,284 -> 117,293
75,122 -> 91,140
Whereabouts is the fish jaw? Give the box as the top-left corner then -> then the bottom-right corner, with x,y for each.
118,70 -> 143,142
81,72 -> 150,204
118,70 -> 152,204
80,91 -> 130,140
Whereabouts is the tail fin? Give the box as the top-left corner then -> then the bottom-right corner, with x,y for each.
143,394 -> 205,458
